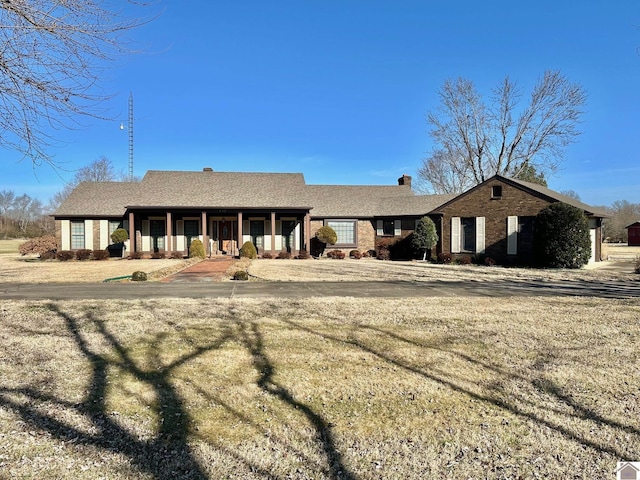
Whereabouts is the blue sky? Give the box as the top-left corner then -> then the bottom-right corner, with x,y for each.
3,0 -> 640,207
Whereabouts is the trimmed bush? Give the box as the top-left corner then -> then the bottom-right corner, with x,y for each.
19,235 -> 58,256
232,270 -> 249,281
534,202 -> 591,268
151,251 -> 166,259
131,271 -> 147,282
75,249 -> 92,261
349,250 -> 362,259
326,249 -> 345,259
457,255 -> 472,265
129,251 -> 143,259
277,250 -> 292,259
262,252 -> 274,259
239,241 -> 257,259
56,251 -> 74,261
110,228 -> 129,244
92,249 -> 110,261
376,239 -> 394,261
170,251 -> 184,259
40,250 -> 56,260
315,226 -> 338,246
484,256 -> 496,267
296,249 -> 310,260
189,239 -> 206,259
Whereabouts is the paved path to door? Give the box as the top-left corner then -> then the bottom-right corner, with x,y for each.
161,258 -> 235,283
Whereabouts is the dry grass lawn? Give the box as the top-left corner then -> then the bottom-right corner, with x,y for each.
1,296 -> 639,479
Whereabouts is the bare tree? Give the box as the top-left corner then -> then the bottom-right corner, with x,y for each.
50,156 -> 120,210
419,71 -> 587,193
603,200 -> 640,243
0,1 -> 152,166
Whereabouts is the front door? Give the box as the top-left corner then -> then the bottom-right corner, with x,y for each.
220,221 -> 233,253
150,220 -> 165,252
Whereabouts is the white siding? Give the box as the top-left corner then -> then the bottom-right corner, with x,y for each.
507,216 -> 518,255
451,217 -> 461,253
176,220 -> 184,251
84,220 -> 93,250
475,217 -> 485,254
141,220 -> 150,251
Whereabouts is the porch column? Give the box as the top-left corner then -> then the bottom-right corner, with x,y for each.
128,211 -> 135,252
201,211 -> 208,257
304,212 -> 311,252
166,212 -> 172,253
271,211 -> 276,255
237,211 -> 243,256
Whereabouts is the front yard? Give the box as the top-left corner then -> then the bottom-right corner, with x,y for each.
0,296 -> 638,479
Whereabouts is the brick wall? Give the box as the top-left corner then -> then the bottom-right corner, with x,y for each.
55,220 -> 62,250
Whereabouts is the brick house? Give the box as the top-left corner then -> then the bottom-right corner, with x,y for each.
52,169 -> 607,264
627,222 -> 640,247
429,175 -> 608,264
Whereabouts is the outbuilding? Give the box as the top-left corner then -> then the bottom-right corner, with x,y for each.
626,222 -> 640,246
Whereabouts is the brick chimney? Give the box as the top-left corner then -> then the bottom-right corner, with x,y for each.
398,174 -> 412,188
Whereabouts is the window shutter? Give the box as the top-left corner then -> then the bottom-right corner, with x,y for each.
451,217 -> 461,254
394,220 -> 402,236
476,217 -> 485,254
376,220 -> 383,236
507,216 -> 518,255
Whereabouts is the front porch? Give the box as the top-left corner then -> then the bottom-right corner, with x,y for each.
127,209 -> 312,257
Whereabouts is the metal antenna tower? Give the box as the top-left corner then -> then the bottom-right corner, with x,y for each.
127,92 -> 134,181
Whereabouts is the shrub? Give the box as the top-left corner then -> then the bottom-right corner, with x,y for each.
189,239 -> 206,259
412,216 -> 438,260
129,251 -> 143,259
40,250 -> 56,260
349,250 -> 362,259
131,271 -> 147,282
56,250 -> 74,261
232,270 -> 249,281
457,255 -> 472,265
75,249 -> 92,261
437,252 -> 452,264
296,249 -> 310,259
366,249 -> 376,258
110,228 -> 129,244
315,226 -> 338,246
92,249 -> 110,261
326,249 -> 345,259
19,235 -> 58,256
277,250 -> 292,259
170,251 -> 184,259
484,256 -> 496,267
239,241 -> 257,259
262,252 -> 273,259
534,202 -> 591,268
151,251 -> 166,259
376,239 -> 393,260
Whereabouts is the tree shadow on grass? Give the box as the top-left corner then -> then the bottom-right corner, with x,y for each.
0,303 -> 234,480
281,317 -> 639,462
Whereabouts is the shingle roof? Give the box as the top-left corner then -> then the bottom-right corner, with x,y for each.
506,177 -> 609,217
53,182 -> 140,217
131,170 -> 311,209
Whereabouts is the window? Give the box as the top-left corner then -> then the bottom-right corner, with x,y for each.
250,220 -> 264,250
492,185 -> 502,199
71,221 -> 85,249
451,217 -> 485,254
376,219 -> 401,236
327,220 -> 357,246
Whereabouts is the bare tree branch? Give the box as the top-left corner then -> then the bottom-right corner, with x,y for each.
418,71 -> 586,194
0,0 -> 154,166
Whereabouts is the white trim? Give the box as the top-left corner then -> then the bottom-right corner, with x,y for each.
507,216 -> 518,255
176,220 -> 184,251
84,220 -> 93,250
61,219 -> 70,250
476,217 -> 485,254
99,220 -> 109,249
451,217 -> 461,254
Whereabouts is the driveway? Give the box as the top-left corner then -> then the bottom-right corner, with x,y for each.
1,276 -> 640,300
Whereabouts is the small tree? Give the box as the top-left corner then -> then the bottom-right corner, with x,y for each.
188,239 -> 205,259
110,227 -> 129,244
411,216 -> 438,261
534,202 -> 591,268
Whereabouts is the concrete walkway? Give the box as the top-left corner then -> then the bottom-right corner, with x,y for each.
161,257 -> 235,282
